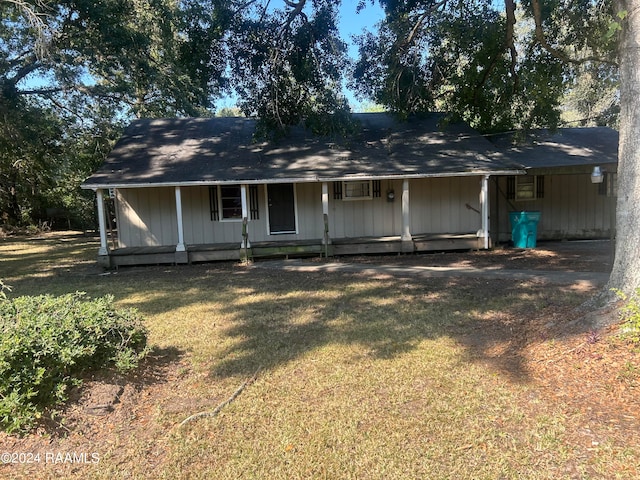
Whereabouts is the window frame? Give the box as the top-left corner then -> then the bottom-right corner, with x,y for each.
209,184 -> 259,222
515,175 -> 536,201
342,180 -> 374,201
508,175 -> 544,201
219,185 -> 243,221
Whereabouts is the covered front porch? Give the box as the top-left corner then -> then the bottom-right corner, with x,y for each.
92,176 -> 493,268
98,233 -> 488,268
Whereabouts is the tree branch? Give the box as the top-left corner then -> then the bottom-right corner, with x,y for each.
258,0 -> 271,23
8,59 -> 42,85
404,11 -> 429,47
281,0 -> 306,37
504,0 -> 519,92
401,0 -> 448,51
5,0 -> 54,59
179,367 -> 262,427
16,84 -> 98,96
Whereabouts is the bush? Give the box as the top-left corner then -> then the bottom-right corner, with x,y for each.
0,291 -> 148,433
615,288 -> 640,343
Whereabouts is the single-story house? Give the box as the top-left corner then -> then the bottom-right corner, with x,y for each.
81,113 -> 618,267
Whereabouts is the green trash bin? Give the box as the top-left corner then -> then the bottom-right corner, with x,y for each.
509,211 -> 541,248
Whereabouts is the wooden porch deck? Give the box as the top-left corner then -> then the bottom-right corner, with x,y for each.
101,233 -> 485,267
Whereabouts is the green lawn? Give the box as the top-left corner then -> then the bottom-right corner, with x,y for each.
0,233 -> 637,479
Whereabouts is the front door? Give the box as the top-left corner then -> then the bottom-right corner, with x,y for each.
268,184 -> 296,234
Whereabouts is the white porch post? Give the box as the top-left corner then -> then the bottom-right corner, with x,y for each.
321,182 -> 330,245
321,182 -> 329,217
479,175 -> 490,249
401,179 -> 412,242
175,186 -> 186,252
96,189 -> 109,256
240,184 -> 250,248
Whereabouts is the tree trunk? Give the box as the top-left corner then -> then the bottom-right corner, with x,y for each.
608,1 -> 640,295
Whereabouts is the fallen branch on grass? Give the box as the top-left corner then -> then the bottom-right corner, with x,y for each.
179,367 -> 262,427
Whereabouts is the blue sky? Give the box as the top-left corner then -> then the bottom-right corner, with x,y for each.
338,1 -> 385,58
217,1 -> 386,112
338,2 -> 385,108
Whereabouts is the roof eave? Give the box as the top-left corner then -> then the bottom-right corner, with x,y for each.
80,169 -> 525,190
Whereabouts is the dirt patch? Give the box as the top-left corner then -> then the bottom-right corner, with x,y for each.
341,239 -> 613,273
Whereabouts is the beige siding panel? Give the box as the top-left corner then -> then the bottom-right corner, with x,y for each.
495,174 -> 614,240
180,184 -> 325,244
210,185 -> 246,243
245,185 -> 269,242
295,183 -> 324,239
182,187 -> 213,244
182,186 -> 269,245
117,188 -> 177,247
329,179 -> 401,238
381,179 -> 402,235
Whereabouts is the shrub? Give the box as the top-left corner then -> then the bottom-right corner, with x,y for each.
615,288 -> 640,344
0,291 -> 148,433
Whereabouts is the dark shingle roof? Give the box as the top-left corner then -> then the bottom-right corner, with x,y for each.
82,113 -> 523,189
493,127 -> 618,170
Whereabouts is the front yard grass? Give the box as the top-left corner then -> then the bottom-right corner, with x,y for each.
1,233 -> 638,479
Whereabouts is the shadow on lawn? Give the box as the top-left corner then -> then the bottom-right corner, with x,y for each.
2,234 -> 603,386
0,232 -> 100,281
201,268 -> 596,383
31,266 -> 601,384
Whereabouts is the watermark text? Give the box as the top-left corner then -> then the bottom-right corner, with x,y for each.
1,451 -> 100,465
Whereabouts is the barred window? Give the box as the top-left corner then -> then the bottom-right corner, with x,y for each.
210,185 -> 258,221
507,176 -> 544,200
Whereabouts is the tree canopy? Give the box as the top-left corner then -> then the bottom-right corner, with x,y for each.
352,0 -> 618,132
229,0 -> 356,137
1,0 -> 230,226
2,1 -> 621,136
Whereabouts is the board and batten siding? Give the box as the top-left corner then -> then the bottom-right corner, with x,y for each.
116,184 -> 327,248
329,179 -> 400,238
328,177 -> 484,238
181,183 -> 324,243
409,176 -> 484,235
116,178 -> 489,248
181,186 -> 242,244
494,173 -> 615,241
116,187 -> 178,247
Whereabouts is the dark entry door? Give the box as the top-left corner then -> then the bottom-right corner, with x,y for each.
268,184 -> 296,234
